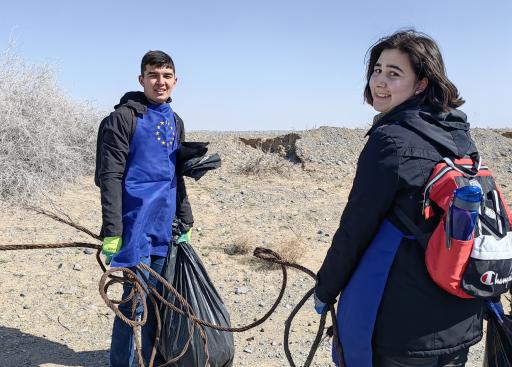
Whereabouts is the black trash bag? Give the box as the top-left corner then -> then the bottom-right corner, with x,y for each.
176,142 -> 222,181
484,302 -> 512,367
159,242 -> 234,366
180,153 -> 222,181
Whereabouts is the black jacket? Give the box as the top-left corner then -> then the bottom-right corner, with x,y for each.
95,91 -> 193,238
316,98 -> 484,356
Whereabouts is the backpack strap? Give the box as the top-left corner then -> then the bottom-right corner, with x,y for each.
442,153 -> 481,177
479,213 -> 507,239
392,206 -> 430,250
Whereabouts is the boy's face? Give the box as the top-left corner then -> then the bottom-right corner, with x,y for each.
138,64 -> 177,104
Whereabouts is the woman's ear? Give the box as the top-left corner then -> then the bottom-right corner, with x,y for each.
415,77 -> 428,95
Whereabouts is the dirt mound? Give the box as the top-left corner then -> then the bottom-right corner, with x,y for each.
239,133 -> 302,163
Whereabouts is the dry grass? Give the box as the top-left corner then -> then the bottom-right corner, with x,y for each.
0,47 -> 104,205
275,239 -> 306,264
224,236 -> 252,256
257,239 -> 307,270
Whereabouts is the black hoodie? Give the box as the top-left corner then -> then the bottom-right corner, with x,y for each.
95,91 -> 193,238
316,99 -> 483,356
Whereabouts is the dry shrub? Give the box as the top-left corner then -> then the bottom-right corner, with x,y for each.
276,239 -> 306,264
224,236 -> 252,256
258,239 -> 307,270
0,47 -> 104,205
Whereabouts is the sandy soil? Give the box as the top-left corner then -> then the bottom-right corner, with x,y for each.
1,128 -> 511,367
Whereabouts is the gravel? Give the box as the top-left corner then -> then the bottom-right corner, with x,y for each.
0,126 -> 511,366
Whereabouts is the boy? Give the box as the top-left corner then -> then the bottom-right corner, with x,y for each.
96,50 -> 193,366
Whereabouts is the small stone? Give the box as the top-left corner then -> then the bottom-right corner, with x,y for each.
196,227 -> 202,232
243,348 -> 253,354
260,328 -> 265,332
83,248 -> 95,255
258,302 -> 265,307
19,292 -> 26,297
246,336 -> 255,341
317,230 -> 323,235
73,264 -> 82,271
23,305 -> 30,310
235,286 -> 249,295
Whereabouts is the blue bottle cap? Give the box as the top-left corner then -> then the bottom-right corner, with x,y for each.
455,185 -> 482,203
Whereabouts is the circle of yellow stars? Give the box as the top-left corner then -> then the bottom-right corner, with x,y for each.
155,120 -> 176,147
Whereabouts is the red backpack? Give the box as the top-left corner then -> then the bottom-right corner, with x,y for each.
395,155 -> 512,298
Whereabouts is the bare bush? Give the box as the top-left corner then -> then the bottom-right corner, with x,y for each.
0,47 -> 104,205
224,236 -> 252,256
276,239 -> 305,264
258,239 -> 307,270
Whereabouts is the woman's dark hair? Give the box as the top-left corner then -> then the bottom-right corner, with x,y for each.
141,50 -> 175,75
364,30 -> 464,112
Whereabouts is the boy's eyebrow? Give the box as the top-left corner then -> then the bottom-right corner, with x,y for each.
147,71 -> 174,76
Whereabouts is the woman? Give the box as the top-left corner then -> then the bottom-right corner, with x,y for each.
315,30 -> 483,367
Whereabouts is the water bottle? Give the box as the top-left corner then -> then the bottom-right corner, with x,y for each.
449,185 -> 482,241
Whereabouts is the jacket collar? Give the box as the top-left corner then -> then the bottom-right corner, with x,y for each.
366,97 -> 476,158
114,91 -> 172,115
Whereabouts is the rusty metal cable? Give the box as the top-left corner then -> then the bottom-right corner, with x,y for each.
0,208 -> 343,367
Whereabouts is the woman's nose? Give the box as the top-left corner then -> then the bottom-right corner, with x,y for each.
374,74 -> 386,87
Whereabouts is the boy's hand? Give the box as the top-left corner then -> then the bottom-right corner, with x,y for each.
102,236 -> 122,265
176,229 -> 192,244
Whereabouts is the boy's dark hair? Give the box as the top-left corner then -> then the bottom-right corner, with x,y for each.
364,30 -> 464,112
140,50 -> 175,75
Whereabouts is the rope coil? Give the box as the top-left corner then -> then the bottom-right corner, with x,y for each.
0,208 -> 342,367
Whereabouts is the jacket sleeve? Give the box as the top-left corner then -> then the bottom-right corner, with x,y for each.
316,129 -> 400,303
99,110 -> 132,237
175,113 -> 194,228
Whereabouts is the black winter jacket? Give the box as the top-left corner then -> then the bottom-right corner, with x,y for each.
316,98 -> 484,356
95,91 -> 193,238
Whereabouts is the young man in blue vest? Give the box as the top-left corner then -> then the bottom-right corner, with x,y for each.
96,50 -> 193,367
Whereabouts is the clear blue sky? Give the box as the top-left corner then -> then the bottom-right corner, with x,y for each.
1,0 -> 511,130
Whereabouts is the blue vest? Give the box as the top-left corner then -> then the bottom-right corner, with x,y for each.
111,103 -> 179,267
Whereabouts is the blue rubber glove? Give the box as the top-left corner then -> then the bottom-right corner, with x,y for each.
102,236 -> 122,265
314,292 -> 327,315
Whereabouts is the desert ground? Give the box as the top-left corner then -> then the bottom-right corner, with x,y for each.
1,127 -> 512,367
